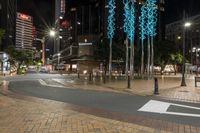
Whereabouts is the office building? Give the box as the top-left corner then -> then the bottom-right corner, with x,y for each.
165,14 -> 200,64
16,12 -> 34,50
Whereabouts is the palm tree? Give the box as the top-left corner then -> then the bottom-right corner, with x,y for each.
107,0 -> 116,80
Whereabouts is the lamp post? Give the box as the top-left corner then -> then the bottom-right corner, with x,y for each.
37,29 -> 56,66
57,53 -> 61,64
181,22 -> 191,86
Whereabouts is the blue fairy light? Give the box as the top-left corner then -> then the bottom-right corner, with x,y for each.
107,0 -> 116,39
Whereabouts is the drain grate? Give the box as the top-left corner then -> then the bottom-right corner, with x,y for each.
179,90 -> 189,93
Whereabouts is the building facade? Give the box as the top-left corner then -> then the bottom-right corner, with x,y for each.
16,12 -> 34,50
0,0 -> 16,50
52,0 -> 165,72
165,14 -> 200,64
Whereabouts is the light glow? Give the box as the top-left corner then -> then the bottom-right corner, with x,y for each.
184,22 -> 191,27
139,4 -> 147,40
107,0 -> 116,39
146,0 -> 157,37
123,0 -> 135,42
49,30 -> 56,37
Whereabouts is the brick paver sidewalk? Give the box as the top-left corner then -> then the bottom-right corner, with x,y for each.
52,75 -> 200,103
1,81 -> 200,133
0,90 -> 171,133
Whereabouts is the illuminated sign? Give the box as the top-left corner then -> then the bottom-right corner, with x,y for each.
17,13 -> 32,21
61,20 -> 70,28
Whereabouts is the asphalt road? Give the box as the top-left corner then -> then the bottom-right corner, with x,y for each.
4,73 -> 200,127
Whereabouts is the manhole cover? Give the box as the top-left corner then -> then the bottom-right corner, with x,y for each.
179,90 -> 189,93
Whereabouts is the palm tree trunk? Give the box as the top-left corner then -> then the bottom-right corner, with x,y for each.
147,36 -> 151,79
109,38 -> 112,80
130,40 -> 134,79
125,37 -> 129,78
151,36 -> 154,78
141,39 -> 144,78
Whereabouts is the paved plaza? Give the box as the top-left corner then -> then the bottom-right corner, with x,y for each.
0,87 -> 199,133
1,74 -> 200,133
52,74 -> 200,103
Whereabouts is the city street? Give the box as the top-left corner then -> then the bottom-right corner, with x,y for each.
1,0 -> 200,132
1,73 -> 200,129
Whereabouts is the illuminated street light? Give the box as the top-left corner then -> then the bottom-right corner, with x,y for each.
184,22 -> 191,27
177,36 -> 181,40
77,22 -> 81,25
49,29 -> 56,37
181,21 -> 192,87
37,28 -> 56,65
57,53 -> 61,64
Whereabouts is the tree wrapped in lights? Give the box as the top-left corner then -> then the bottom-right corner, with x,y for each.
107,0 -> 116,79
146,0 -> 157,78
139,4 -> 147,78
123,0 -> 135,82
123,0 -> 130,78
129,0 -> 136,79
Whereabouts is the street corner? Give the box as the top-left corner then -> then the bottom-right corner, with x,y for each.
0,94 -> 174,133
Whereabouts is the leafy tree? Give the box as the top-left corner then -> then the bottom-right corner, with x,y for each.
169,52 -> 183,75
5,45 -> 34,73
154,40 -> 177,74
93,37 -> 125,73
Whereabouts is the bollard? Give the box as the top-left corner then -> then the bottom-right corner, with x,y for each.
78,72 -> 80,79
154,78 -> 159,95
103,73 -> 106,84
89,73 -> 92,81
127,75 -> 130,89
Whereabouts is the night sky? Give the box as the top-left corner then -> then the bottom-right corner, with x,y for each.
17,0 -> 200,27
17,0 -> 54,29
165,0 -> 200,24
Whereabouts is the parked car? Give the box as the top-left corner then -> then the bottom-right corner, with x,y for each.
39,67 -> 48,73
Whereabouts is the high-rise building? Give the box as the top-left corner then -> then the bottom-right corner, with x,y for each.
158,0 -> 165,40
16,12 -> 34,50
54,0 -> 66,54
0,0 -> 16,50
165,14 -> 200,64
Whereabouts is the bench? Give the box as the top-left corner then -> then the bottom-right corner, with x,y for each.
195,77 -> 200,87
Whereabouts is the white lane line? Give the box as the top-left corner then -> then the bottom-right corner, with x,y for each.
38,79 -> 65,88
138,100 -> 200,117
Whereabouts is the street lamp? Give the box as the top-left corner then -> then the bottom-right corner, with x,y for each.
39,29 -> 56,65
181,22 -> 191,86
57,53 -> 61,64
49,29 -> 56,37
184,22 -> 191,27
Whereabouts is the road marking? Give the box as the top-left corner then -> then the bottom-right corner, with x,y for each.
138,100 -> 200,117
53,78 -> 75,84
38,79 -> 65,88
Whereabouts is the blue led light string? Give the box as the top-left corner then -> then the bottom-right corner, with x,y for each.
146,0 -> 157,78
123,0 -> 130,78
146,0 -> 157,37
123,0 -> 130,34
129,0 -> 135,79
123,0 -> 135,79
107,0 -> 116,39
139,4 -> 147,41
107,0 -> 116,78
139,4 -> 147,78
